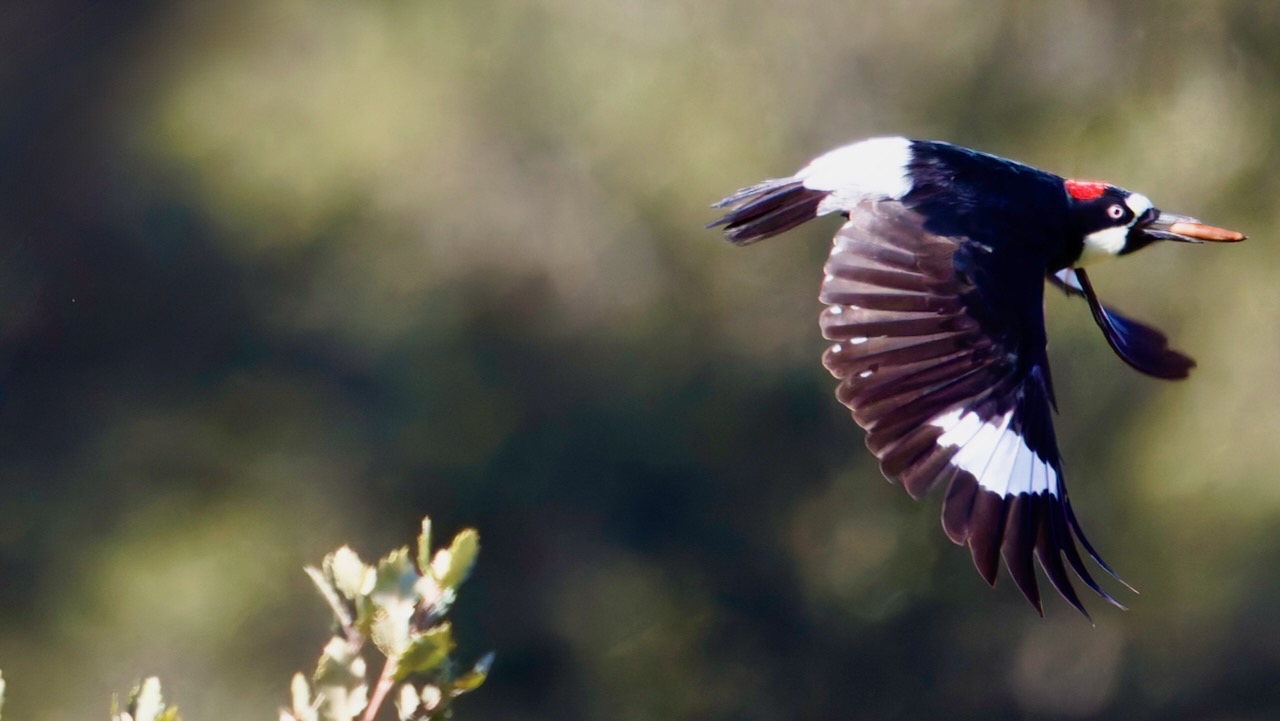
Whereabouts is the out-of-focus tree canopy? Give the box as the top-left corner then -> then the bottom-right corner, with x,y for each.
1,1 -> 1279,719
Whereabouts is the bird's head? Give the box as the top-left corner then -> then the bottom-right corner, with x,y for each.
1064,178 -> 1245,264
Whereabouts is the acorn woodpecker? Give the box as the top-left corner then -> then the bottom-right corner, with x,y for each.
708,137 -> 1244,617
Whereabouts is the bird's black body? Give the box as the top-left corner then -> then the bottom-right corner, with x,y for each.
908,141 -> 1075,263
708,137 -> 1244,617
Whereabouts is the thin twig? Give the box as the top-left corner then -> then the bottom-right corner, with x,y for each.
360,656 -> 397,721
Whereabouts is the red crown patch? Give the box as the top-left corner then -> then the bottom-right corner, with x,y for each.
1065,179 -> 1109,201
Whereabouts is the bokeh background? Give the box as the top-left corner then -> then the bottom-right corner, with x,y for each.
2,1 -> 1279,719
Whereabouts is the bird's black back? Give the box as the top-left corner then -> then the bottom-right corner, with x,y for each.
904,140 -> 1070,375
906,141 -> 1080,262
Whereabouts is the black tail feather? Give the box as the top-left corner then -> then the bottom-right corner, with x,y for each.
707,179 -> 830,245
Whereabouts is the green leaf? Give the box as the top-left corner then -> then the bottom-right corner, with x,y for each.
327,546 -> 371,600
392,623 -> 456,681
412,574 -> 447,616
127,678 -> 167,721
315,683 -> 367,721
418,686 -> 442,715
431,529 -> 480,591
369,547 -> 421,655
311,546 -> 374,633
305,566 -> 354,630
315,637 -> 365,686
394,684 -> 420,721
284,673 -> 319,721
450,652 -> 494,696
290,673 -> 312,708
370,607 -> 412,659
416,517 -> 433,577
313,637 -> 368,721
372,548 -> 418,607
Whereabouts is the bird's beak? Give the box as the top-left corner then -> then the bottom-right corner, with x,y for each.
1140,210 -> 1246,243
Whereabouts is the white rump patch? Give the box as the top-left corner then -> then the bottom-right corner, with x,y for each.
931,408 -> 1059,498
796,136 -> 914,214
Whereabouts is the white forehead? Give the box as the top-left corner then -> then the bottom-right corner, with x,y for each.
1125,192 -> 1153,217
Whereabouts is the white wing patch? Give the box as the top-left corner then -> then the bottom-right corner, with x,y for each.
1011,438 -> 1037,494
1053,268 -> 1083,293
979,417 -> 1023,496
932,406 -> 986,450
932,408 -> 1059,498
796,136 -> 914,215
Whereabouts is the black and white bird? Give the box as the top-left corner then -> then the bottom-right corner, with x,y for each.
708,137 -> 1244,617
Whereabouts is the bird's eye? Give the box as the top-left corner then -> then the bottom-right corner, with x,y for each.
1108,204 -> 1126,220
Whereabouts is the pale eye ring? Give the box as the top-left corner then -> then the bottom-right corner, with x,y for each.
1108,204 -> 1126,220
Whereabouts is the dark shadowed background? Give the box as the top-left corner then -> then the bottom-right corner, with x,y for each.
2,1 -> 1279,719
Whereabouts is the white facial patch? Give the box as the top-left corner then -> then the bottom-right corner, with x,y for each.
1125,192 -> 1154,216
931,408 -> 1059,498
1077,192 -> 1154,266
1078,226 -> 1128,264
796,136 -> 914,215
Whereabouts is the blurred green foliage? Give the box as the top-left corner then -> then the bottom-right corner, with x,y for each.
1,1 -> 1279,720
3,517 -> 487,721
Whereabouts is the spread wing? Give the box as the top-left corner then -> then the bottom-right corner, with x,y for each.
1050,268 -> 1195,380
820,201 -> 1131,617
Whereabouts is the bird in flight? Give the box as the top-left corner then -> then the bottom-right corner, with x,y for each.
708,137 -> 1244,617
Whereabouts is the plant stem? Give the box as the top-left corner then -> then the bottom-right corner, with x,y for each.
360,657 -> 397,721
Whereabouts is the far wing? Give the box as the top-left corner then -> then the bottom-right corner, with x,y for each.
1050,269 -> 1195,380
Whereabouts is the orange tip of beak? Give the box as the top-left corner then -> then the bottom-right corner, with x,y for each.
1166,221 -> 1247,242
